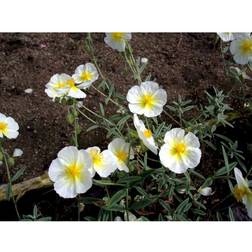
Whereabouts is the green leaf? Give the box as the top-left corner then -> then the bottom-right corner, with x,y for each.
107,189 -> 127,207
175,198 -> 192,214
11,167 -> 25,182
130,197 -> 157,210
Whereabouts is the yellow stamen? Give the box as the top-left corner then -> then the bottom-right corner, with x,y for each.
170,142 -> 187,159
67,79 -> 78,92
240,39 -> 252,55
143,129 -> 152,138
54,82 -> 67,88
0,122 -> 8,134
89,149 -> 104,167
65,163 -> 82,181
80,71 -> 93,81
115,150 -> 128,163
140,94 -> 155,109
111,32 -> 124,42
233,185 -> 252,201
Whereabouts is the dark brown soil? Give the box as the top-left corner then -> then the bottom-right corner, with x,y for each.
0,33 -> 245,183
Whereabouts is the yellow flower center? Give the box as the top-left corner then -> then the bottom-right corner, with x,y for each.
143,129 -> 152,138
54,82 -> 67,88
65,163 -> 82,181
111,32 -> 124,42
0,122 -> 8,133
140,94 -> 155,109
170,142 -> 187,159
233,185 -> 251,202
89,149 -> 104,167
67,79 -> 78,92
80,71 -> 93,81
115,150 -> 128,163
240,39 -> 252,55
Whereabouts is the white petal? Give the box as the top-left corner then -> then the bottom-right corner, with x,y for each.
94,150 -> 117,177
126,86 -> 142,103
108,138 -> 126,153
77,150 -> 92,171
140,81 -> 159,94
128,103 -> 145,115
198,187 -> 212,196
234,167 -> 248,187
48,158 -> 65,182
13,148 -> 23,157
4,129 -> 19,139
6,117 -> 19,131
233,54 -> 249,65
143,105 -> 163,117
164,128 -> 185,143
152,88 -> 167,107
159,144 -> 188,174
0,113 -> 7,121
54,177 -> 77,198
24,88 -> 33,94
68,87 -> 86,99
184,132 -> 200,148
58,146 -> 78,166
75,170 -> 92,194
182,147 -> 201,169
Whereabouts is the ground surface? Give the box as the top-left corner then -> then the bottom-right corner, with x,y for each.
0,33 -> 233,182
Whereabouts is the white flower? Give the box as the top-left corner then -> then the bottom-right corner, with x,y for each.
217,32 -> 235,42
108,138 -> 134,173
234,168 -> 252,218
48,146 -> 92,198
45,73 -> 86,99
217,33 -> 251,42
230,36 -> 252,65
13,148 -> 23,157
86,146 -> 117,178
126,81 -> 167,118
0,113 -> 19,139
198,187 -> 212,196
72,63 -> 99,89
133,114 -> 158,155
104,33 -> 132,52
159,128 -> 201,174
24,88 -> 33,94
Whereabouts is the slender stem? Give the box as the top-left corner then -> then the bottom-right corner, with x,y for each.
105,186 -> 113,221
76,107 -> 97,124
91,86 -> 124,109
125,188 -> 129,221
0,144 -> 20,220
163,109 -> 182,127
72,102 -> 79,148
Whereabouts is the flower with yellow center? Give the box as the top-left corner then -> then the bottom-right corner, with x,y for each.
159,128 -> 201,174
133,114 -> 158,155
72,63 -> 99,89
48,146 -> 92,198
45,73 -> 86,100
86,146 -> 117,178
104,33 -> 132,52
233,168 -> 252,218
230,34 -> 252,65
108,138 -> 134,173
0,113 -> 19,139
127,81 -> 167,118
45,73 -> 71,99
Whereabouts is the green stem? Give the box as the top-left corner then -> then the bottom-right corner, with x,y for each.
163,110 -> 182,127
76,107 -> 97,124
77,194 -> 81,221
125,188 -> 129,221
72,102 -> 79,148
0,144 -> 20,220
91,86 -> 124,109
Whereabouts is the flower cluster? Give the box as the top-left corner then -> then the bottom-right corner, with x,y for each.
217,32 -> 252,65
45,63 -> 99,100
49,138 -> 134,198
